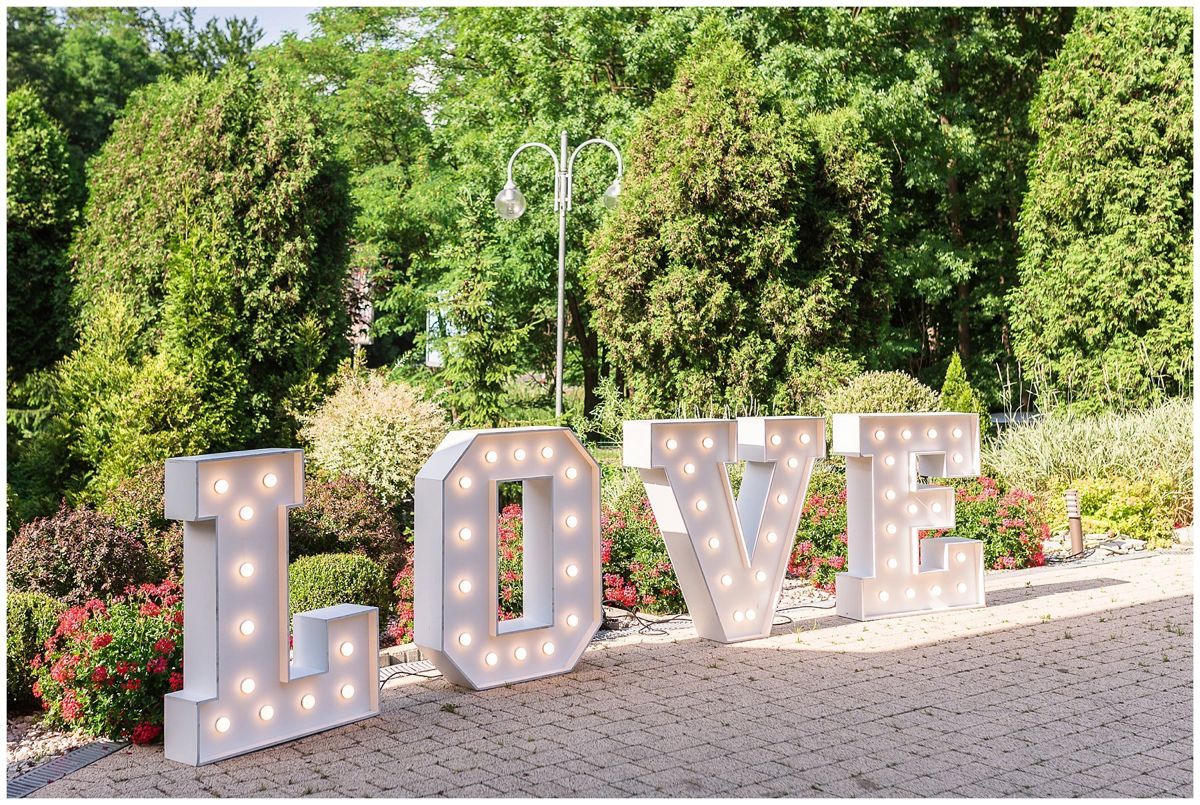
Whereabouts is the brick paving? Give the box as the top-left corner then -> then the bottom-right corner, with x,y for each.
32,552 -> 1193,797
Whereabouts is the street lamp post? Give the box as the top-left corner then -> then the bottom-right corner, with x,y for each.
495,131 -> 622,419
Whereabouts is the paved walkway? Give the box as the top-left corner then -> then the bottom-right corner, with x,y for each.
34,552 -> 1193,797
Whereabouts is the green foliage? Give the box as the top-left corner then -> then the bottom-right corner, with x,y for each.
7,503 -> 154,605
1010,8 -> 1193,409
32,583 -> 183,743
588,29 -> 891,416
1061,477 -> 1177,548
288,473 -> 408,576
940,353 -> 990,442
821,372 -> 941,417
7,591 -> 65,707
288,554 -> 392,625
299,367 -> 448,505
6,86 -> 78,377
98,464 -> 183,582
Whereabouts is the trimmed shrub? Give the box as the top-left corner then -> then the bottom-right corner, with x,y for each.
32,582 -> 183,743
99,463 -> 183,581
8,503 -> 153,605
288,553 -> 391,626
289,473 -> 407,576
8,591 -> 65,707
299,368 -> 448,506
940,353 -> 990,443
821,371 -> 941,417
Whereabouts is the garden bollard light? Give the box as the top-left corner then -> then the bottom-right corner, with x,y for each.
1064,489 -> 1084,556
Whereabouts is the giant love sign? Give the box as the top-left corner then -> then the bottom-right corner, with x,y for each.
163,413 -> 981,763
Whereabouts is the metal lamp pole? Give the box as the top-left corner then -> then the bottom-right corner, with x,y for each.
495,131 -> 623,419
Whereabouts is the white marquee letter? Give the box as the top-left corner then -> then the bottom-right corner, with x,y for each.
163,449 -> 379,765
833,413 -> 984,620
624,417 -> 825,643
415,427 -> 600,689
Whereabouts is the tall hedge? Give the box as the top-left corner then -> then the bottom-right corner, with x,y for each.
586,28 -> 891,415
51,65 -> 352,500
1010,8 -> 1193,409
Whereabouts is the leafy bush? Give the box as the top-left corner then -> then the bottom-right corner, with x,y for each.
788,469 -> 849,592
32,582 -> 183,743
8,503 -> 154,605
289,473 -> 408,576
1045,477 -> 1177,548
601,469 -> 685,615
299,367 -> 448,506
821,371 -> 941,417
940,353 -> 990,443
8,591 -> 65,707
496,503 -> 524,619
388,546 -> 415,646
99,463 -> 183,581
288,553 -> 391,625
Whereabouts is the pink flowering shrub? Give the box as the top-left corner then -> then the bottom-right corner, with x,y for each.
601,479 -> 685,615
497,504 -> 524,620
788,471 -> 850,592
32,581 -> 183,743
387,546 -> 415,645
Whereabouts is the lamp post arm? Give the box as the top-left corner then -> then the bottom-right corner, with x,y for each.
506,141 -> 561,210
565,138 -> 622,212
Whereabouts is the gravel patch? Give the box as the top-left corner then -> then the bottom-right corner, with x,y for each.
6,713 -> 93,781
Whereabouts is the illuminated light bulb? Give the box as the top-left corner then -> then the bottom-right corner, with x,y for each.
340,642 -> 354,657
746,609 -> 757,621
514,647 -> 528,661
787,457 -> 799,469
213,479 -> 229,495
883,456 -> 896,467
513,448 -> 527,461
240,678 -> 255,695
458,579 -> 472,594
239,620 -> 255,636
541,446 -> 554,459
542,641 -> 555,656
931,503 -> 943,514
702,437 -> 714,449
766,531 -> 778,544
720,574 -> 733,587
776,493 -> 789,505
494,181 -> 526,219
565,514 -> 579,528
879,591 -> 890,602
708,537 -> 720,550
885,523 -> 897,535
901,429 -> 912,440
458,476 -> 472,490
770,434 -> 782,446
931,585 -> 942,597
953,427 -> 963,439
732,610 -> 744,623
799,433 -> 811,444
907,504 -> 919,515
754,570 -> 767,583
458,632 -> 472,647
665,438 -> 678,450
956,583 -> 967,594
683,462 -> 696,475
956,552 -> 966,563
301,694 -> 316,710
565,466 -> 577,479
953,453 -> 963,464
239,506 -> 254,521
485,450 -> 498,463
696,499 -> 708,512
874,429 -> 886,441
262,473 -> 278,489
214,716 -> 231,733
239,562 -> 254,578
885,489 -> 897,501
566,613 -> 579,628
340,684 -> 355,700
485,652 -> 498,667
565,564 -> 579,578
458,527 -> 472,541
905,588 -> 915,600
886,558 -> 898,569
927,428 -> 938,439
259,705 -> 275,721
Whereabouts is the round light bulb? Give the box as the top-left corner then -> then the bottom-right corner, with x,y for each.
956,552 -> 966,563
953,453 -> 963,463
602,178 -> 621,209
565,466 -> 578,479
733,610 -> 745,623
458,476 -> 472,489
770,434 -> 782,446
566,614 -> 579,628
905,588 -> 916,599
262,473 -> 278,489
215,716 -> 231,733
340,684 -> 355,699
953,427 -> 964,439
901,429 -> 912,440
874,429 -> 886,441
239,506 -> 254,521
702,437 -> 714,449
565,515 -> 579,528
884,456 -> 895,467
932,503 -> 943,513
239,562 -> 254,578
683,463 -> 696,474
259,705 -> 274,721
485,450 -> 498,463
885,489 -> 896,501
541,446 -> 554,459
776,493 -> 789,505
800,433 -> 811,444
720,574 -> 733,587
746,609 -> 757,621
696,499 -> 708,512
928,428 -> 938,438
665,438 -> 678,450
956,583 -> 967,594
458,527 -> 472,541
514,448 -> 527,461
213,479 -> 229,495
787,457 -> 799,469
458,579 -> 472,594
887,558 -> 898,569
766,531 -> 778,544
514,647 -> 528,661
885,523 -> 897,535
542,641 -> 555,656
239,620 -> 255,636
931,585 -> 942,597
240,678 -> 255,695
907,504 -> 919,515
458,632 -> 472,647
755,571 -> 767,583
879,591 -> 890,602
708,537 -> 720,550
565,564 -> 579,578
340,642 -> 354,657
494,181 -> 526,220
485,652 -> 498,667
301,694 -> 316,710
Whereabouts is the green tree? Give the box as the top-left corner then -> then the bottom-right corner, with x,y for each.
939,352 -> 990,442
587,28 -> 891,415
1010,8 -> 1193,409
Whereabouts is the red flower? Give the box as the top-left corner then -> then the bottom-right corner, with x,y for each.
130,723 -> 162,745
92,633 -> 114,650
153,637 -> 175,655
168,672 -> 184,691
92,666 -> 110,684
146,657 -> 168,674
61,691 -> 82,721
122,679 -> 142,691
31,681 -> 42,699
140,602 -> 162,617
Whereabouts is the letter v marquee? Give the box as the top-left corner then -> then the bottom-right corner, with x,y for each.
624,418 -> 825,643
